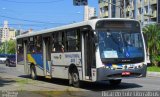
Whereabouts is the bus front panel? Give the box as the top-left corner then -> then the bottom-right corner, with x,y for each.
95,20 -> 147,81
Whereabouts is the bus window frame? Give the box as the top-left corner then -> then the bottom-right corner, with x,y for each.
65,28 -> 81,52
27,36 -> 35,54
34,35 -> 42,54
51,31 -> 65,53
17,38 -> 24,55
51,28 -> 81,53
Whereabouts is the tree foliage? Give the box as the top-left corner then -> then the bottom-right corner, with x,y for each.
0,40 -> 16,54
143,24 -> 160,66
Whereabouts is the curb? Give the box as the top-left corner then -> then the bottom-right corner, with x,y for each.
147,72 -> 160,77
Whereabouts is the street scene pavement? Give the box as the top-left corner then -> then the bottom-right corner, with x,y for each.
0,64 -> 160,97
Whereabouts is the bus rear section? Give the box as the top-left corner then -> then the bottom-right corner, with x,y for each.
94,20 -> 147,83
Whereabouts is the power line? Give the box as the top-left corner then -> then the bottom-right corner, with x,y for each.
0,24 -> 65,28
0,24 -> 54,26
0,23 -> 63,25
0,0 -> 64,4
0,23 -> 64,30
0,14 -> 66,25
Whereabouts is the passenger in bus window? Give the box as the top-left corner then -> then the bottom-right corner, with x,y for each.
52,41 -> 63,52
61,44 -> 64,52
57,42 -> 64,52
52,37 -> 56,52
52,45 -> 56,52
32,47 -> 36,53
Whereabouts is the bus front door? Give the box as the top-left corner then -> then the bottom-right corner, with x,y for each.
84,32 -> 92,80
23,40 -> 30,75
43,37 -> 52,77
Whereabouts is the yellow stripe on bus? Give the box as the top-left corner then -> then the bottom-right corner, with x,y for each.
27,54 -> 36,64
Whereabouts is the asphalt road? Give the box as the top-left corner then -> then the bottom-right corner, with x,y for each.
0,64 -> 160,97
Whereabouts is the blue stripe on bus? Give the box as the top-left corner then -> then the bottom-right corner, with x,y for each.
31,54 -> 50,71
31,54 -> 43,69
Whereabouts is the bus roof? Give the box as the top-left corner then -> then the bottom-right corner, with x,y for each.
16,18 -> 138,39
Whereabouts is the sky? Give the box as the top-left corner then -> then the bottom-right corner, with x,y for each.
0,0 -> 98,31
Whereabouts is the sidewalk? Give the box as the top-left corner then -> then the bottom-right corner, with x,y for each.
147,71 -> 160,77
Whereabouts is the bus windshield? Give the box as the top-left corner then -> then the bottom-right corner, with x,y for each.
98,29 -> 144,64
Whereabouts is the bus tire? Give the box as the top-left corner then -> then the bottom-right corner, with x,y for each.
71,70 -> 80,87
109,79 -> 121,85
30,65 -> 37,80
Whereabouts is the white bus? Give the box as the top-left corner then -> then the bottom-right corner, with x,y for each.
16,18 -> 147,87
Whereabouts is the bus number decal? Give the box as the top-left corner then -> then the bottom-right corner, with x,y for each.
71,59 -> 75,63
65,54 -> 80,58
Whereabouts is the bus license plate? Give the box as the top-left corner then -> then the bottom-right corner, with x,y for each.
122,71 -> 130,76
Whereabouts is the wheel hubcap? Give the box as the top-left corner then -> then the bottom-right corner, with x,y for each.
73,73 -> 78,83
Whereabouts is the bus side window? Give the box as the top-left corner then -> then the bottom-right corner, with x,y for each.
28,37 -> 35,54
51,42 -> 55,52
52,32 -> 64,53
17,39 -> 23,54
17,39 -> 23,60
66,29 -> 81,52
35,35 -> 42,53
76,29 -> 81,51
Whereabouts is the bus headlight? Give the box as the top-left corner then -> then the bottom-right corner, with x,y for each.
135,64 -> 144,69
138,65 -> 142,68
103,65 -> 110,69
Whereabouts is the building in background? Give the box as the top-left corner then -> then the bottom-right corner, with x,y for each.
84,6 -> 96,21
0,21 -> 16,43
99,0 -> 158,26
0,28 -> 3,43
123,0 -> 157,26
88,6 -> 96,19
99,0 -> 121,18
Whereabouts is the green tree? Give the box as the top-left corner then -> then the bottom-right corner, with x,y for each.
0,42 -> 5,53
143,24 -> 160,66
0,40 -> 16,54
7,40 -> 16,54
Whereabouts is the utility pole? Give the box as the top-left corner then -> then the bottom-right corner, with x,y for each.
134,0 -> 138,20
108,0 -> 112,18
148,0 -> 150,24
102,0 -> 124,18
115,0 -> 121,18
124,0 -> 126,18
141,0 -> 144,26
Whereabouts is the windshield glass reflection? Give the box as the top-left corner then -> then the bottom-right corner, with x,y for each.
98,30 -> 144,60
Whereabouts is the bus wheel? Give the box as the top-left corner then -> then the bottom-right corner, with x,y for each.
71,70 -> 80,87
30,66 -> 37,80
109,79 -> 121,85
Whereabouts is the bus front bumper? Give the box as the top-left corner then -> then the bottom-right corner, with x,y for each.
96,65 -> 147,81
